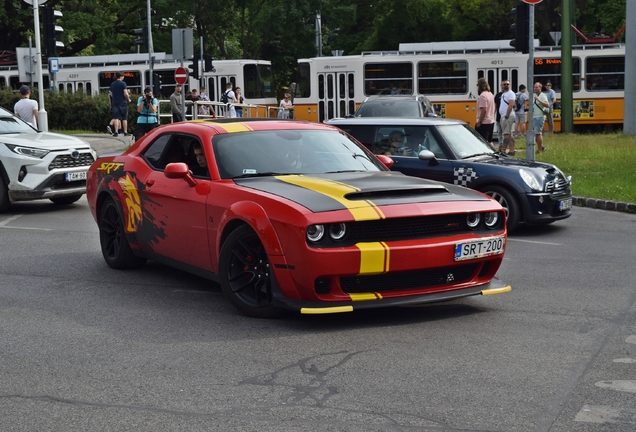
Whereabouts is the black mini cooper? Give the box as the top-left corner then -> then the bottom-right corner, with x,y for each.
326,117 -> 572,232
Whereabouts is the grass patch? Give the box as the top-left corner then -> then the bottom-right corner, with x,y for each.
512,133 -> 636,203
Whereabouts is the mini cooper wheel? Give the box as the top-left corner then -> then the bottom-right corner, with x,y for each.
99,197 -> 147,269
50,194 -> 83,205
482,185 -> 520,232
219,225 -> 283,318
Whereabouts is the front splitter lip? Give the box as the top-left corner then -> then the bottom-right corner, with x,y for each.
271,277 -> 511,314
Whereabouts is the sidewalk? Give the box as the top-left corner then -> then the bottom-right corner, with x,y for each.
77,134 -> 636,215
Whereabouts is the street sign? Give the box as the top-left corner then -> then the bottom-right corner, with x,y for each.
522,0 -> 543,4
49,57 -> 59,73
174,67 -> 188,85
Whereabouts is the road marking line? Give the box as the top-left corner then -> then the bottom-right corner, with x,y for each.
595,380 -> 636,393
0,214 -> 23,226
574,405 -> 636,424
613,358 -> 636,363
0,226 -> 52,231
626,335 -> 636,344
508,238 -> 562,246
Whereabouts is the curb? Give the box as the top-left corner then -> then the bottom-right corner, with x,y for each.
573,196 -> 636,214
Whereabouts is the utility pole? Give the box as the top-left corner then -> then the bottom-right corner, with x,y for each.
26,0 -> 48,131
624,0 -> 635,135
560,0 -> 573,133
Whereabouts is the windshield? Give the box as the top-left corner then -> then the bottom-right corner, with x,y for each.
436,124 -> 495,158
213,129 -> 387,179
356,100 -> 420,117
0,111 -> 36,134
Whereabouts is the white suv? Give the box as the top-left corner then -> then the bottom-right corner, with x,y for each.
0,107 -> 97,212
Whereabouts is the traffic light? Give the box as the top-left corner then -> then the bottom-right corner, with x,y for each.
43,7 -> 64,56
134,27 -> 149,50
187,55 -> 200,79
153,73 -> 161,96
510,2 -> 529,53
204,55 -> 214,73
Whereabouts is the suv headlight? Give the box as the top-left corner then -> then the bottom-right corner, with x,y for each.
5,144 -> 49,159
519,169 -> 541,191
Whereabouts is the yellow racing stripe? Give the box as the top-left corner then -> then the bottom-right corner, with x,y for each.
356,242 -> 390,275
349,292 -> 383,301
214,122 -> 254,133
276,175 -> 385,221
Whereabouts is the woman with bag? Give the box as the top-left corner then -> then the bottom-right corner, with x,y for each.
532,82 -> 550,153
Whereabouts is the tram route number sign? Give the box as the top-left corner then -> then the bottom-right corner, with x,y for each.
174,67 -> 188,85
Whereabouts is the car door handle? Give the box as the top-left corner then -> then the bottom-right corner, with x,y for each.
145,179 -> 155,186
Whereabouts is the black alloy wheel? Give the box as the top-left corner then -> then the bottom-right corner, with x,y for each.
219,225 -> 283,318
99,197 -> 147,269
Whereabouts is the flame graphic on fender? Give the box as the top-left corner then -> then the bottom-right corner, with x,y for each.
118,173 -> 142,233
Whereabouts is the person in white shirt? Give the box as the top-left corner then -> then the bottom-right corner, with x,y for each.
498,80 -> 516,155
14,85 -> 38,129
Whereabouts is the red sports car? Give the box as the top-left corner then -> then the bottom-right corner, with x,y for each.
87,119 -> 510,317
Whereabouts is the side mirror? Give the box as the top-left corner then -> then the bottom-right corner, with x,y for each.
418,149 -> 439,166
376,154 -> 394,169
164,162 -> 197,186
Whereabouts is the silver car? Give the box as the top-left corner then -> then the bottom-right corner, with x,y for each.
0,107 -> 96,212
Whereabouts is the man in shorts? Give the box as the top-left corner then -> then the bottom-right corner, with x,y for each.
532,82 -> 550,153
109,72 -> 131,137
498,80 -> 516,155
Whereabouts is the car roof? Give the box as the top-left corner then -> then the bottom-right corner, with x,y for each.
363,95 -> 429,102
189,118 -> 342,133
325,117 -> 466,127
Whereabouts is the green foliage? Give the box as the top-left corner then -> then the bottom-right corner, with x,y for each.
0,88 -> 136,132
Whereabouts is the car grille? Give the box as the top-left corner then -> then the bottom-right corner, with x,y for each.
545,174 -> 570,192
48,153 -> 95,170
346,215 -> 480,244
340,263 -> 478,293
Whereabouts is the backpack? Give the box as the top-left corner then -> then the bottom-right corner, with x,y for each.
220,90 -> 229,104
514,92 -> 523,112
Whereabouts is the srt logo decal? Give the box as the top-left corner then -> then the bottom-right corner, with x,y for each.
118,173 -> 142,233
98,162 -> 125,174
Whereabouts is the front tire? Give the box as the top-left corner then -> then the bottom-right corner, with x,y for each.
50,194 -> 83,205
219,225 -> 283,318
481,185 -> 521,232
0,175 -> 10,213
99,197 -> 147,269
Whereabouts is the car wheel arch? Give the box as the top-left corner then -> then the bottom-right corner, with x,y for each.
477,183 -> 523,230
217,201 -> 285,259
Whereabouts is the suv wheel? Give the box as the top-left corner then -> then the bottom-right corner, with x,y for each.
0,176 -> 10,213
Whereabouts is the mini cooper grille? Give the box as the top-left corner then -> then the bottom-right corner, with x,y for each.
545,175 -> 569,192
341,264 -> 478,293
48,153 -> 95,170
346,214 -> 471,243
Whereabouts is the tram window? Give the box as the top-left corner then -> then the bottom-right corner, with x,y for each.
59,83 -> 64,92
348,73 -> 354,99
67,83 -> 72,93
511,70 -> 518,91
9,76 -> 20,90
534,57 -> 581,92
244,64 -> 260,98
339,74 -> 345,99
86,83 -> 92,94
0,77 -> 5,88
327,74 -> 334,99
257,64 -> 275,99
418,61 -> 467,95
98,71 -> 142,93
296,63 -> 311,98
585,56 -> 624,91
77,83 -> 84,93
364,62 -> 413,96
318,75 -> 324,100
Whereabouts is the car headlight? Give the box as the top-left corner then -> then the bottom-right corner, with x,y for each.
484,212 -> 499,229
5,144 -> 49,159
519,169 -> 541,191
329,223 -> 347,241
307,225 -> 325,243
466,213 -> 481,229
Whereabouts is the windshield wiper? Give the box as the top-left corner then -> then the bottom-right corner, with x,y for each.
232,171 -> 287,179
325,170 -> 366,174
462,152 -> 494,159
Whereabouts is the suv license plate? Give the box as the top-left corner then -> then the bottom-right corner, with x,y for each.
559,198 -> 572,211
66,171 -> 87,181
455,236 -> 505,261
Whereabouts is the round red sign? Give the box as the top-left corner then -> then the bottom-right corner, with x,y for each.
174,67 -> 188,85
522,0 -> 543,4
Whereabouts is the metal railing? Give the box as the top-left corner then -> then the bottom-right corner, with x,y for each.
156,100 -> 278,123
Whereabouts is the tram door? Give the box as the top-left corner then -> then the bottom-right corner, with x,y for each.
317,72 -> 355,122
477,68 -> 519,95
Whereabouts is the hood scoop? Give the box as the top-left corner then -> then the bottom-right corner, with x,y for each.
345,185 -> 449,201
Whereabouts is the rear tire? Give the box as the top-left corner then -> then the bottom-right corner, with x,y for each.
0,176 -> 9,213
219,225 -> 283,318
481,185 -> 521,232
99,197 -> 147,269
50,194 -> 83,205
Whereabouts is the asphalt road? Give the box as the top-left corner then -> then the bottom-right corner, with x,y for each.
1,139 -> 635,431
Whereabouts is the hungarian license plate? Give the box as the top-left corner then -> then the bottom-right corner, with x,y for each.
66,171 -> 87,181
558,198 -> 572,211
455,236 -> 505,261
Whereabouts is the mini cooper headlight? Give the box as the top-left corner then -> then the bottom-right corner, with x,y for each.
484,212 -> 499,228
519,168 -> 541,191
329,223 -> 347,241
306,225 -> 325,242
5,144 -> 49,159
466,213 -> 481,229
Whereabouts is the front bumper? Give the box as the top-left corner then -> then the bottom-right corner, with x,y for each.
271,276 -> 511,314
523,190 -> 572,224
